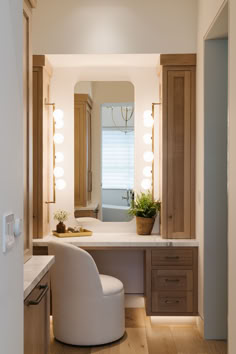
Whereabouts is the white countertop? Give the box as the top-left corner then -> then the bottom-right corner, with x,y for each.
24,256 -> 55,300
33,233 -> 199,248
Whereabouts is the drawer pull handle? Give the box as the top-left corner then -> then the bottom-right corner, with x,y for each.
165,279 -> 180,282
27,284 -> 49,306
165,256 -> 180,260
165,299 -> 180,304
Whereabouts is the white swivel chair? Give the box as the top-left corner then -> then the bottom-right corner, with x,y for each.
48,241 -> 125,346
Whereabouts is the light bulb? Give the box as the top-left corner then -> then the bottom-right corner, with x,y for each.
141,179 -> 152,190
53,109 -> 64,122
143,151 -> 154,162
55,152 -> 64,163
53,133 -> 64,144
55,119 -> 64,129
55,179 -> 66,190
143,166 -> 152,177
143,110 -> 154,127
54,167 -> 64,178
143,133 -> 152,145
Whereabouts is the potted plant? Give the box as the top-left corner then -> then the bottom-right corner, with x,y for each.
54,209 -> 69,233
128,192 -> 161,235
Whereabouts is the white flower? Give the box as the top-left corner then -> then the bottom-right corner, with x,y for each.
53,209 -> 69,223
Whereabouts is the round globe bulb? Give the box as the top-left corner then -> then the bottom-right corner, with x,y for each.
54,167 -> 64,178
53,133 -> 64,144
144,116 -> 154,128
143,133 -> 152,145
53,109 -> 64,122
141,179 -> 152,190
143,166 -> 152,177
143,151 -> 154,162
55,119 -> 64,129
143,110 -> 152,119
55,152 -> 64,163
55,179 -> 66,190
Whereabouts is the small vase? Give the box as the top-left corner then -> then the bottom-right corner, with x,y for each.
136,216 -> 155,235
56,221 -> 66,233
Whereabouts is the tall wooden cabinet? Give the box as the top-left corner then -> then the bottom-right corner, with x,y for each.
23,0 -> 37,262
33,55 -> 52,238
74,94 -> 93,207
160,54 -> 196,239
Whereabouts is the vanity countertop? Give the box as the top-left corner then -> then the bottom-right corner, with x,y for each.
24,256 -> 55,300
33,233 -> 199,248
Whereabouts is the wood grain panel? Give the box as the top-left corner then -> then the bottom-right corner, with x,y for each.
151,249 -> 193,266
24,273 -> 50,354
167,70 -> 191,238
152,270 -> 193,291
33,55 -> 52,238
160,54 -> 196,66
23,0 -> 33,263
151,291 -> 193,314
74,94 -> 92,207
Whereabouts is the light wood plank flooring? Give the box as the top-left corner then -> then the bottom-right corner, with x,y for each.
50,309 -> 227,354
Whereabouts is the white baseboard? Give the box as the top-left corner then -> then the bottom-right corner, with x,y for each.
196,315 -> 204,337
125,294 -> 144,308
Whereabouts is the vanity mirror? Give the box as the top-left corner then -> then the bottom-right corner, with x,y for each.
74,81 -> 135,222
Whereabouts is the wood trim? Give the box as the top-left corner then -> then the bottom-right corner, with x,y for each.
160,54 -> 196,66
23,1 -> 33,263
196,315 -> 204,338
190,69 -> 196,238
33,55 -> 53,77
74,93 -> 93,108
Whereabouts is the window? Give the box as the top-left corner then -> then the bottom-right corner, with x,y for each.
102,128 -> 134,189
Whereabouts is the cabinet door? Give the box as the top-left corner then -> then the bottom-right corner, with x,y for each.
23,1 -> 33,262
24,273 -> 50,354
167,69 -> 194,238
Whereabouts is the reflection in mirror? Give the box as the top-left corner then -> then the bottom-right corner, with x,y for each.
74,81 -> 135,222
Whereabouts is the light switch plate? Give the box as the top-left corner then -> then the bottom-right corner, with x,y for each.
2,213 -> 15,253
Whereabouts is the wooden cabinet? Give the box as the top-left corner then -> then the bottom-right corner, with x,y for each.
145,247 -> 198,316
23,0 -> 37,262
33,55 -> 53,238
24,272 -> 50,354
74,94 -> 93,207
160,54 -> 196,239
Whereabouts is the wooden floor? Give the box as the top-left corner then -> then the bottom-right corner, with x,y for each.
50,308 -> 227,354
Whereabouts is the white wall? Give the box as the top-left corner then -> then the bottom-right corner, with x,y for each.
0,1 -> 23,353
196,0 -> 225,328
204,39 -> 228,339
32,0 -> 197,54
228,1 -> 236,352
49,63 -> 158,229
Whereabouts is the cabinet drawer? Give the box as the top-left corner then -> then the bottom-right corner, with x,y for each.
151,249 -> 193,266
151,291 -> 193,313
152,270 -> 193,291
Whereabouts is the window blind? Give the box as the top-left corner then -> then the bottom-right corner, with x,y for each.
102,128 -> 134,189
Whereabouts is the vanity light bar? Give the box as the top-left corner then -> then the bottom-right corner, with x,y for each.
45,100 -> 66,204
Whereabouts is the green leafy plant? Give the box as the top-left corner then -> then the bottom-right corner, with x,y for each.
128,191 -> 161,218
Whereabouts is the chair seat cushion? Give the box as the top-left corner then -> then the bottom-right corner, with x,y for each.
100,274 -> 124,296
